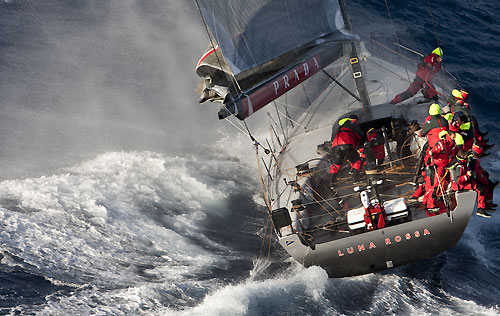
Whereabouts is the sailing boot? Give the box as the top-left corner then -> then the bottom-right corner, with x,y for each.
490,181 -> 499,190
477,208 -> 492,218
484,143 -> 495,151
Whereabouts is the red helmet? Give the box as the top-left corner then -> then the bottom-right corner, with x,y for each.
460,90 -> 469,101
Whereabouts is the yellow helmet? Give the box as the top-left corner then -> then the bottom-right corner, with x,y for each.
455,133 -> 464,146
439,130 -> 448,139
429,103 -> 441,116
451,89 -> 462,99
432,47 -> 443,57
444,112 -> 454,121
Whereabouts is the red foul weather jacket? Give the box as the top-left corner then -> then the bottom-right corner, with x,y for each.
332,120 -> 364,147
420,114 -> 449,148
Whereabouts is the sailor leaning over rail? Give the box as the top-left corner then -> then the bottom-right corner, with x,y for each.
466,150 -> 498,210
328,114 -> 365,188
446,89 -> 493,155
448,149 -> 492,218
450,113 -> 476,151
447,89 -> 472,119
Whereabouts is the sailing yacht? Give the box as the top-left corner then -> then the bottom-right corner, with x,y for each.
193,0 -> 477,277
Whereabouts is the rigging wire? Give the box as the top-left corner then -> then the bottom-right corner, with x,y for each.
267,113 -> 283,149
243,120 -> 271,154
283,93 -> 294,131
383,0 -> 411,82
426,0 -> 441,48
222,107 -> 272,155
273,102 -> 287,145
223,116 -> 249,137
425,0 -> 463,89
275,109 -> 307,130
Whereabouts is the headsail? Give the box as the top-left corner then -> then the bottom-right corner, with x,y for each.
195,0 -> 356,120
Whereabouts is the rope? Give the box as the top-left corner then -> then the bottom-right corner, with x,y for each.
424,78 -> 446,98
255,144 -> 273,214
243,120 -> 271,154
258,215 -> 270,259
299,176 -> 342,216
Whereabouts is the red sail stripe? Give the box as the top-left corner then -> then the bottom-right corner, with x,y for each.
197,45 -> 219,67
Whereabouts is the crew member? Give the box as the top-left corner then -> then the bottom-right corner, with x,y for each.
448,149 -> 491,218
447,89 -> 472,119
359,128 -> 385,169
329,114 -> 365,186
448,89 -> 490,143
420,103 -> 449,148
421,131 -> 461,210
455,114 -> 475,151
441,105 -> 454,124
391,47 -> 443,104
466,151 -> 498,210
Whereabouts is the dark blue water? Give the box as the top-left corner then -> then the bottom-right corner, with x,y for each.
0,0 -> 498,315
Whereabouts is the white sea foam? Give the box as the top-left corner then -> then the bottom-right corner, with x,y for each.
162,265 -> 330,316
0,151 -> 260,314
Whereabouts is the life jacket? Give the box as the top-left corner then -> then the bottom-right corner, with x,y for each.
332,119 -> 363,147
363,204 -> 386,230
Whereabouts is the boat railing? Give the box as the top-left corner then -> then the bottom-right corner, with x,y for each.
367,33 -> 459,93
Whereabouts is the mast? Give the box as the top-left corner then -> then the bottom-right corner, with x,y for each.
338,0 -> 372,112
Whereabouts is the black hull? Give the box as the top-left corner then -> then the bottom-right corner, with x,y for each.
279,191 -> 476,278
